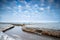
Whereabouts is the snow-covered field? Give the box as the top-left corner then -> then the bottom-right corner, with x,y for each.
0,23 -> 60,40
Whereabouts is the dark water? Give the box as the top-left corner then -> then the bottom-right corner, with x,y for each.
5,26 -> 60,40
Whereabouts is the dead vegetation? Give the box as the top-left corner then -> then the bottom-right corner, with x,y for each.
22,27 -> 60,38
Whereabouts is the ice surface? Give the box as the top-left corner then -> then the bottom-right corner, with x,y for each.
0,32 -> 15,40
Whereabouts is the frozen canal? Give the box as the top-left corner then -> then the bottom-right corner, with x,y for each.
5,26 -> 60,40
0,23 -> 60,40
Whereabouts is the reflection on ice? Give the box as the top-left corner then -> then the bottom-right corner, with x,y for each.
0,32 -> 15,40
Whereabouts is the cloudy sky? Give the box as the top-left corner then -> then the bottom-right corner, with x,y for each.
0,0 -> 60,23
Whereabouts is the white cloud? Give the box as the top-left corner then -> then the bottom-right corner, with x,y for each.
46,6 -> 51,12
26,4 -> 31,9
34,10 -> 39,14
18,5 -> 22,9
47,6 -> 50,9
12,11 -> 18,16
34,4 -> 38,7
22,14 -> 30,18
35,10 -> 39,13
40,7 -> 44,11
23,10 -> 28,14
25,4 -> 32,11
18,5 -> 23,12
34,4 -> 39,9
30,4 -> 39,12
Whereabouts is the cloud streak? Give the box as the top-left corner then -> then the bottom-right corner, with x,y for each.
0,0 -> 60,22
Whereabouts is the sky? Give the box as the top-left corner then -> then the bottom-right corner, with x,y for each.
0,0 -> 60,23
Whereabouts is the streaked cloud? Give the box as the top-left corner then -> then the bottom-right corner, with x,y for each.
0,0 -> 60,22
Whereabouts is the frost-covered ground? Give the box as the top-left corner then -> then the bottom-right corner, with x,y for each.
5,26 -> 60,40
0,23 -> 60,40
0,32 -> 15,40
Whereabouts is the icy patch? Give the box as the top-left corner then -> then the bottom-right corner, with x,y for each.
0,32 -> 15,40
